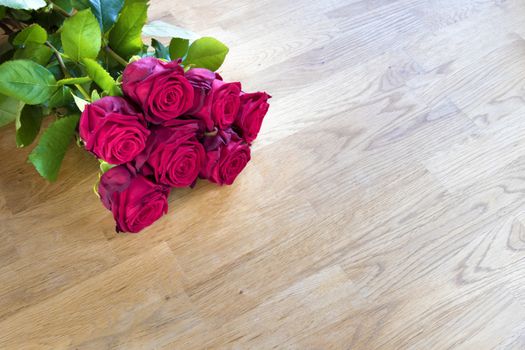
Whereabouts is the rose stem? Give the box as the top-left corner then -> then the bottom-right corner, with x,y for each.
46,41 -> 91,100
104,46 -> 128,67
50,2 -> 72,17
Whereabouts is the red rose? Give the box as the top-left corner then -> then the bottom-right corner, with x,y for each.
79,96 -> 149,165
135,119 -> 205,188
98,166 -> 170,233
122,57 -> 194,124
200,129 -> 251,185
186,68 -> 241,131
234,92 -> 271,143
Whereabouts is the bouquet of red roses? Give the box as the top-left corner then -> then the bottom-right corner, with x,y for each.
81,58 -> 270,232
0,0 -> 270,233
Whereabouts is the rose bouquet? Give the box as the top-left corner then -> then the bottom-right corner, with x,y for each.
0,0 -> 270,232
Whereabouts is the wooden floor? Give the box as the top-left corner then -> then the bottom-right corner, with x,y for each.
1,0 -> 525,348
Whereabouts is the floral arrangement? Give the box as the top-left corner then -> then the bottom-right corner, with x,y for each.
0,0 -> 270,232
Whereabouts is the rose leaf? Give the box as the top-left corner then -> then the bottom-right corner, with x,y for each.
0,60 -> 57,104
16,104 -> 43,147
108,0 -> 148,59
28,114 -> 80,181
183,37 -> 229,72
169,38 -> 189,60
88,0 -> 124,33
61,9 -> 101,62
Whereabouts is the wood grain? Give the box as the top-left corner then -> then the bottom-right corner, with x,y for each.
1,0 -> 525,348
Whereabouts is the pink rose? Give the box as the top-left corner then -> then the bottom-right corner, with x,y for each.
234,92 -> 271,143
135,119 -> 205,188
98,166 -> 170,233
186,68 -> 241,131
122,57 -> 194,124
79,96 -> 149,165
200,129 -> 251,185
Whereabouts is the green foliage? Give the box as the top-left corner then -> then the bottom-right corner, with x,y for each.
0,0 -> 45,10
83,58 -> 120,95
28,114 -> 80,181
108,0 -> 148,59
48,86 -> 73,108
91,89 -> 100,101
169,38 -> 189,60
88,0 -> 124,32
151,38 -> 169,60
13,43 -> 53,66
13,24 -> 47,46
0,60 -> 57,104
16,104 -> 43,147
53,0 -> 74,13
183,37 -> 229,72
57,76 -> 92,86
0,93 -> 24,127
61,9 -> 101,61
71,0 -> 90,10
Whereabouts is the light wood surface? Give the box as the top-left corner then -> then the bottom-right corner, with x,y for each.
2,0 -> 525,348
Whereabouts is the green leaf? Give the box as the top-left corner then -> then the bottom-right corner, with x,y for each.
0,0 -> 45,10
28,114 -> 79,181
13,43 -> 53,66
169,38 -> 189,60
88,0 -> 124,33
183,37 -> 229,72
0,6 -> 6,19
16,104 -> 43,147
91,89 -> 100,101
151,38 -> 169,60
0,93 -> 24,127
71,92 -> 89,111
108,0 -> 147,59
71,0 -> 90,9
82,58 -> 119,94
142,20 -> 198,40
13,24 -> 47,46
57,76 -> 92,86
0,60 -> 57,104
48,86 -> 73,108
61,9 -> 101,62
52,0 -> 74,13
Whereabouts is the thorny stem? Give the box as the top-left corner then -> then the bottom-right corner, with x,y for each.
46,41 -> 69,77
46,41 -> 90,100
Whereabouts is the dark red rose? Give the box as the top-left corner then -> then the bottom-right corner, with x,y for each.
122,57 -> 194,124
98,165 -> 170,233
186,68 -> 241,131
234,92 -> 271,143
135,119 -> 205,188
200,129 -> 251,185
79,96 -> 149,165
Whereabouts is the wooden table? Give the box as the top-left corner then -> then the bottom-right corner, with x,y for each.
1,0 -> 525,348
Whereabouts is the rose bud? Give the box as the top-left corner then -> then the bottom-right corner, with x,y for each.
79,96 -> 149,165
200,128 -> 251,185
234,92 -> 271,143
186,68 -> 241,131
122,57 -> 194,124
98,165 -> 170,233
134,119 -> 205,188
